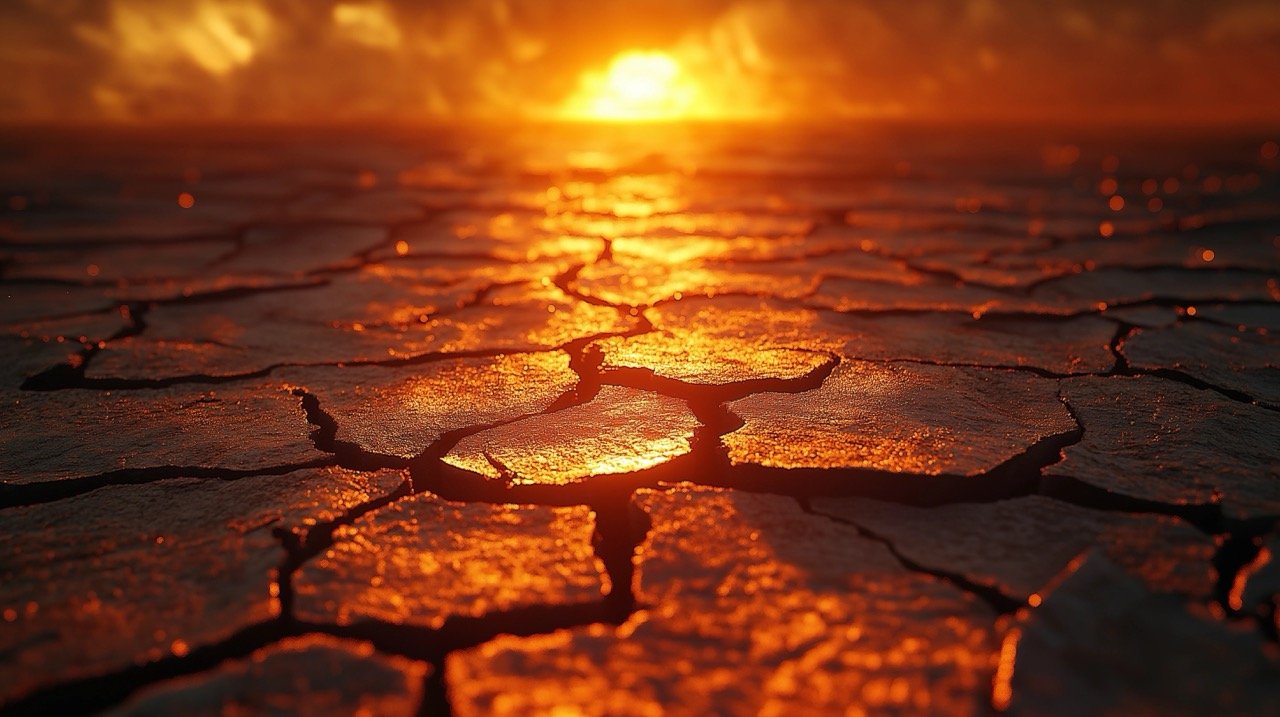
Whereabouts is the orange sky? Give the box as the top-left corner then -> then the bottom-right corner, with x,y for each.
3,0 -> 1280,124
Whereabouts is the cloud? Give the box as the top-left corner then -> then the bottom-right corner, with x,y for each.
1,0 -> 1277,123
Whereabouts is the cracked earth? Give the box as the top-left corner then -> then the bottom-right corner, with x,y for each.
1,124 -> 1279,715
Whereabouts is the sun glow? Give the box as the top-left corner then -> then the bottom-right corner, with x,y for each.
562,51 -> 702,121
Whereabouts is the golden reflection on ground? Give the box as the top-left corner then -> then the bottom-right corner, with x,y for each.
610,235 -> 806,265
545,212 -> 812,241
447,488 -> 997,716
574,259 -> 819,306
648,296 -> 839,351
443,386 -> 698,486
554,175 -> 687,218
8,123 -> 1276,713
293,496 -> 608,629
594,330 -> 828,386
111,635 -> 429,715
725,361 -> 1077,476
279,353 -> 576,460
0,467 -> 402,700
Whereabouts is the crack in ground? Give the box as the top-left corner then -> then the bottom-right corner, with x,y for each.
271,473 -> 415,629
1036,390 -> 1226,531
18,279 -> 332,391
0,459 -> 337,510
851,355 -> 1080,379
0,473 -> 415,717
13,236 -> 640,393
1031,393 -> 1280,624
292,388 -> 410,471
789,293 -> 1278,323
1121,367 -> 1280,412
5,176 -> 1277,712
801,500 -> 1023,614
16,324 -> 645,392
0,622 -> 290,717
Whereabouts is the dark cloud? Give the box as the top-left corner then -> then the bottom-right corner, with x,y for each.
2,0 -> 1278,123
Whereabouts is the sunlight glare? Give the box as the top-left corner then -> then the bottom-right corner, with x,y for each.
562,50 -> 701,121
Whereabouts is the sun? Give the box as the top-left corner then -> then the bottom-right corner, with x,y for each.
562,50 -> 701,121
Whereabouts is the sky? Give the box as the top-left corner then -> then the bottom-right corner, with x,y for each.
3,0 -> 1279,124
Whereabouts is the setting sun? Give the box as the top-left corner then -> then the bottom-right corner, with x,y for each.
562,50 -> 700,121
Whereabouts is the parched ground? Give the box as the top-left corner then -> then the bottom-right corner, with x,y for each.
1,124 -> 1279,716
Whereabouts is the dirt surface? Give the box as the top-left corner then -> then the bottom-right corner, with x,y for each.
2,124 -> 1278,715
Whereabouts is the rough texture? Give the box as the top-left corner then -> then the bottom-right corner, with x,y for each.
87,278 -> 634,380
593,329 -> 831,386
221,225 -> 388,275
1002,553 -> 1280,716
279,352 -> 578,459
0,383 -> 324,485
293,493 -> 607,629
107,636 -> 427,717
647,296 -> 1117,374
812,495 -> 1216,601
0,468 -> 407,703
1049,377 -> 1280,520
1027,269 -> 1280,313
1124,321 -> 1280,407
444,386 -> 700,485
447,486 -> 998,716
725,361 -> 1075,475
2,126 -> 1277,715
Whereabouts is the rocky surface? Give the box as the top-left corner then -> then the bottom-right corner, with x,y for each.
447,487 -> 999,716
0,468 -> 406,704
644,295 -> 1118,374
592,329 -> 832,386
444,385 -> 700,486
292,494 -> 607,628
810,495 -> 1215,602
1,126 -> 1278,714
1047,377 -> 1280,520
1000,553 -> 1280,716
107,636 -> 427,717
724,361 -> 1077,477
278,352 -> 578,460
0,383 -> 325,487
1123,321 -> 1280,407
